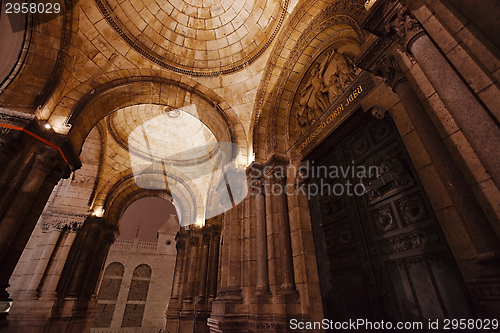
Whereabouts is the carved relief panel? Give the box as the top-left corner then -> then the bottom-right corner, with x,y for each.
290,42 -> 362,141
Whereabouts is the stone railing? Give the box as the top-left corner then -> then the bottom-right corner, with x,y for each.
112,239 -> 158,253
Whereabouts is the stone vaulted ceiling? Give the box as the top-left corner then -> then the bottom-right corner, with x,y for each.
97,0 -> 286,75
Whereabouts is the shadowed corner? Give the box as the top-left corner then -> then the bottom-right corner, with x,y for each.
1,0 -> 76,33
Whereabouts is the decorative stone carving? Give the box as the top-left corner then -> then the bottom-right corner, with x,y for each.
385,6 -> 425,54
373,55 -> 406,91
371,205 -> 396,233
35,146 -> 64,177
295,49 -> 359,135
296,162 -> 309,185
397,194 -> 429,226
0,128 -> 23,156
369,106 -> 388,120
271,169 -> 287,187
71,172 -> 92,184
380,228 -> 440,255
40,211 -> 86,231
331,250 -> 358,266
361,146 -> 412,201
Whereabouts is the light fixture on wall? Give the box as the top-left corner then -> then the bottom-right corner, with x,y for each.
365,0 -> 378,11
92,207 -> 105,217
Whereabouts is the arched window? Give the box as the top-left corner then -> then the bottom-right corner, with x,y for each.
121,264 -> 152,327
94,262 -> 124,327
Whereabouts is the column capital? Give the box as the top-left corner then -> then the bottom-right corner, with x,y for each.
82,215 -> 119,244
0,127 -> 23,157
41,210 -> 87,232
385,6 -> 425,55
296,161 -> 310,185
362,0 -> 425,55
0,110 -> 81,174
175,228 -> 190,250
372,54 -> 407,91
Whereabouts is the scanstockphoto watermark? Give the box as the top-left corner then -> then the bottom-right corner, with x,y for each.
249,162 -> 379,199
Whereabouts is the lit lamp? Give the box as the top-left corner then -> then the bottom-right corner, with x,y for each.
365,0 -> 377,11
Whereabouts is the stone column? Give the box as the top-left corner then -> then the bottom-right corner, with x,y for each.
22,228 -> 62,299
170,229 -> 190,300
78,223 -> 116,307
208,227 -> 220,299
250,164 -> 270,295
215,199 -> 243,301
46,216 -> 116,333
271,168 -> 297,294
39,231 -> 78,300
361,3 -> 500,260
376,56 -> 500,259
164,228 -> 190,333
0,128 -> 23,177
409,35 -> 500,190
56,216 -> 117,302
230,203 -> 244,297
198,232 -> 210,298
371,1 -> 500,190
183,231 -> 200,304
0,146 -> 64,264
0,145 -> 68,327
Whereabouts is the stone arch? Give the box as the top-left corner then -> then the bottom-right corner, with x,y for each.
251,0 -> 366,161
50,76 -> 247,161
100,171 -> 194,228
0,2 -> 76,111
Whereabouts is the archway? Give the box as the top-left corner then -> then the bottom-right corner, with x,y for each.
92,197 -> 179,331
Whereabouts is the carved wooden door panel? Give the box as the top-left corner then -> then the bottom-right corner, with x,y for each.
308,115 -> 472,325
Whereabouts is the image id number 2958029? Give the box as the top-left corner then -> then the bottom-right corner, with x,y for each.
441,318 -> 498,330
5,2 -> 61,14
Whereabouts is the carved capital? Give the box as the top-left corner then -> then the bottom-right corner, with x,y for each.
175,228 -> 190,250
362,0 -> 424,56
373,55 -> 407,91
385,6 -> 425,54
190,234 -> 200,246
40,211 -> 87,232
35,146 -> 64,176
102,229 -> 118,245
296,162 -> 310,185
0,128 -> 23,157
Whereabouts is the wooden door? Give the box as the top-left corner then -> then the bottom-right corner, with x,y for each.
307,114 -> 473,326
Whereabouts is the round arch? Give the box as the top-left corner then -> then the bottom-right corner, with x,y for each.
100,170 -> 198,228
49,76 -> 248,162
251,0 -> 366,161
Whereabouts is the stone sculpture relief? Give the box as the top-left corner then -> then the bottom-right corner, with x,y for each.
295,49 -> 358,135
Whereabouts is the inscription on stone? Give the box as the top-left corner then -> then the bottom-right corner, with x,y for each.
291,72 -> 375,161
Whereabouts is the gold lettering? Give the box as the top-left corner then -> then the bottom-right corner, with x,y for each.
297,85 -> 365,155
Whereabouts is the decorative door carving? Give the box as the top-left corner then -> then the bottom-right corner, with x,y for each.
308,114 -> 473,325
